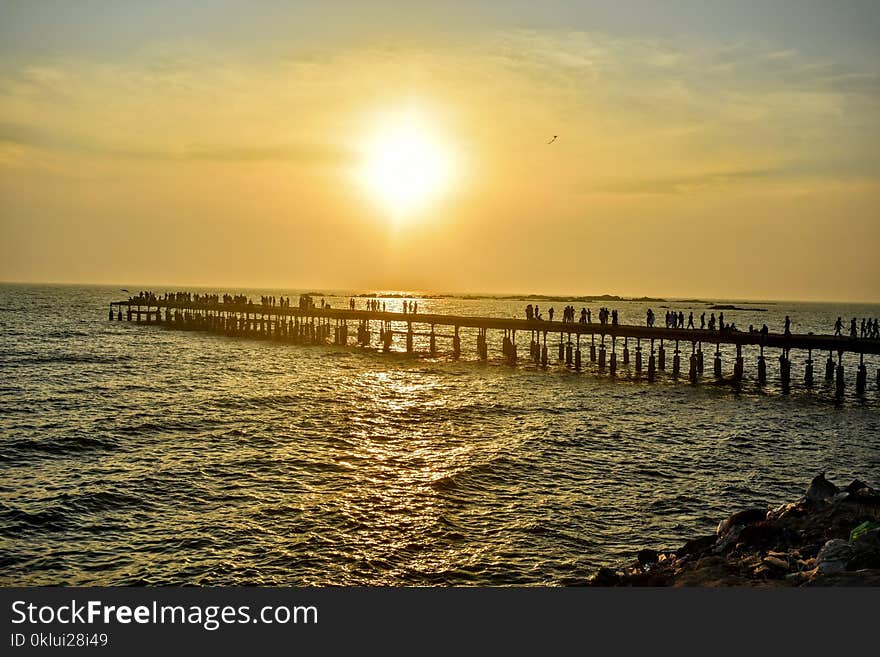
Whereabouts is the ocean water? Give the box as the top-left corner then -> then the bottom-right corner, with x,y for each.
1,283 -> 878,586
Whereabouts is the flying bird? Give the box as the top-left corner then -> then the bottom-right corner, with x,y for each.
121,289 -> 130,293
547,135 -> 558,144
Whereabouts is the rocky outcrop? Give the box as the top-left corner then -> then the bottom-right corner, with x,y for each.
588,475 -> 880,586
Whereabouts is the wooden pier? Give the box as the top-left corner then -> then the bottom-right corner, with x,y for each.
109,295 -> 880,398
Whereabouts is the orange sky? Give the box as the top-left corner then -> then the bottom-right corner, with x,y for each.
1,2 -> 879,301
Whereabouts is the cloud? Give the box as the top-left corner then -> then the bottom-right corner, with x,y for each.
179,142 -> 350,164
590,169 -> 775,195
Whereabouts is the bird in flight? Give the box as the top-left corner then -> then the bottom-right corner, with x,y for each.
547,135 -> 558,144
121,288 -> 130,293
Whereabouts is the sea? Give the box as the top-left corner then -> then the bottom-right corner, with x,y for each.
1,283 -> 878,585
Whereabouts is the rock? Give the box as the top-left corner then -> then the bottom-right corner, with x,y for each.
587,475 -> 879,587
735,521 -> 788,550
806,473 -> 838,501
590,567 -> 621,586
717,508 -> 767,536
816,539 -> 854,574
637,548 -> 659,567
675,535 -> 716,558
845,479 -> 869,494
763,555 -> 789,569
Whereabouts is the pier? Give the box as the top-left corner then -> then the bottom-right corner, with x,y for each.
109,294 -> 880,398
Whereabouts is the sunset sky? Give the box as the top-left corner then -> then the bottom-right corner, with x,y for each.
1,0 -> 879,301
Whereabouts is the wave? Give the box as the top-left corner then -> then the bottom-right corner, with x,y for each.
0,435 -> 119,460
7,353 -> 131,366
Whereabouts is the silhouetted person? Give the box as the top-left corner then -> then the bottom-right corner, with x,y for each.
834,316 -> 843,336
850,317 -> 857,338
687,312 -> 694,329
700,312 -> 705,329
784,315 -> 791,337
549,307 -> 554,321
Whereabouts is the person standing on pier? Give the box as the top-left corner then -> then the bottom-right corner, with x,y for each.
646,309 -> 654,327
526,304 -> 534,321
700,312 -> 706,329
708,313 -> 716,331
850,317 -> 858,338
834,317 -> 843,336
580,308 -> 587,324
784,315 -> 791,336
548,307 -> 555,322
687,312 -> 694,329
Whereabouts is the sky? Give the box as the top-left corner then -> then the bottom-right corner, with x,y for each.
1,0 -> 879,301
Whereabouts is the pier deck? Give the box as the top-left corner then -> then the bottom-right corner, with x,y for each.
108,295 -> 880,397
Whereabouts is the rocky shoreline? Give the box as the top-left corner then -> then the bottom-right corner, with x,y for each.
589,475 -> 880,586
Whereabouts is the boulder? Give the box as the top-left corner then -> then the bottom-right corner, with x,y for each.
716,508 -> 767,536
637,549 -> 659,567
816,539 -> 854,574
806,473 -> 838,501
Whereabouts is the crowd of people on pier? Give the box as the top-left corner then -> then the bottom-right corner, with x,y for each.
835,316 -> 880,339
363,298 -> 386,312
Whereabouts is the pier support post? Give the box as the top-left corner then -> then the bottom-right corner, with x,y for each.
117,308 -> 123,321
758,347 -> 767,385
734,344 -> 744,382
714,346 -> 722,379
383,322 -> 393,351
598,338 -> 607,373
590,335 -> 596,363
565,338 -> 573,367
453,326 -> 460,359
108,306 -> 114,321
672,340 -> 680,379
558,334 -> 564,361
658,340 -> 666,370
689,343 -> 698,383
780,351 -> 791,391
835,352 -> 844,398
406,323 -> 413,353
541,332 -> 548,367
805,349 -> 814,387
856,354 -> 866,395
635,339 -> 642,376
648,341 -> 656,382
623,338 -> 630,365
697,344 -> 704,374
825,353 -> 835,381
609,338 -> 617,376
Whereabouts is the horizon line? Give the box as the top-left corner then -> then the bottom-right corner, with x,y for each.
2,279 -> 879,306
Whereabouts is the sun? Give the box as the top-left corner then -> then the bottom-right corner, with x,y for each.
358,110 -> 454,220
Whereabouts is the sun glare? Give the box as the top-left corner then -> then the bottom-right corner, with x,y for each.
359,110 -> 454,221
